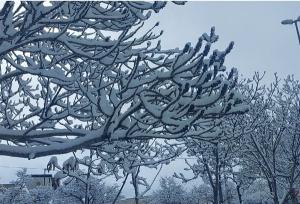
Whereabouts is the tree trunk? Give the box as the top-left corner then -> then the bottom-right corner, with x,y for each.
84,152 -> 93,204
272,180 -> 280,204
271,150 -> 280,204
213,187 -> 219,204
224,175 -> 232,204
132,167 -> 141,204
132,174 -> 139,204
215,144 -> 220,204
236,185 -> 243,204
112,174 -> 129,204
219,177 -> 224,204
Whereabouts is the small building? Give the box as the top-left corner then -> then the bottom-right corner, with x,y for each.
0,174 -> 56,191
0,183 -> 15,192
26,174 -> 53,189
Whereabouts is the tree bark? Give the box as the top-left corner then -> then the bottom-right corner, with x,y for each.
219,176 -> 224,204
215,144 -> 220,204
132,167 -> 141,204
236,185 -> 243,204
84,152 -> 93,204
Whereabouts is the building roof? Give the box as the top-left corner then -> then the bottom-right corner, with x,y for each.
0,184 -> 15,189
31,174 -> 52,178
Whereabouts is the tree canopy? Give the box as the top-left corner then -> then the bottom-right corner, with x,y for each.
0,1 -> 247,158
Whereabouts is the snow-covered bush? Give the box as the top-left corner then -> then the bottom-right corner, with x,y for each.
242,179 -> 272,204
0,169 -> 118,204
147,177 -> 187,204
186,184 -> 213,204
28,186 -> 53,204
0,188 -> 32,204
0,169 -> 52,204
52,172 -> 120,204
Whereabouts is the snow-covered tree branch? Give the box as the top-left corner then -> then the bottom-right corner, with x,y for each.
0,1 -> 247,158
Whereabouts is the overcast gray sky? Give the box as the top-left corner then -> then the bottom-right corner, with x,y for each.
149,1 -> 300,80
0,1 -> 300,197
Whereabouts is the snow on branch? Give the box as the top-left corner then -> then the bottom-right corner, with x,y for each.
0,2 -> 247,158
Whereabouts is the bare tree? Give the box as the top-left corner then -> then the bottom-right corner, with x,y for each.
175,139 -> 240,204
174,73 -> 265,204
241,75 -> 300,204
